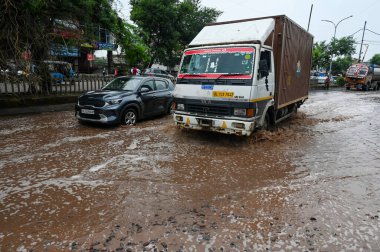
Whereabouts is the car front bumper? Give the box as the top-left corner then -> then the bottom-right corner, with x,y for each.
75,105 -> 120,124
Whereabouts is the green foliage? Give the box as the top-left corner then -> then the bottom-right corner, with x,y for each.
331,56 -> 353,75
370,54 -> 380,66
312,37 -> 356,71
312,41 -> 330,69
130,0 -> 221,67
335,76 -> 345,86
330,36 -> 356,56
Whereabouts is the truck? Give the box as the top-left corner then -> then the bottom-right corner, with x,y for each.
344,63 -> 380,91
172,15 -> 313,136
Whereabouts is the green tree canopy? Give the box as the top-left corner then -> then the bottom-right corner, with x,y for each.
331,56 -> 353,75
130,0 -> 221,67
312,41 -> 330,69
312,36 -> 356,71
370,54 -> 380,66
0,0 -> 148,73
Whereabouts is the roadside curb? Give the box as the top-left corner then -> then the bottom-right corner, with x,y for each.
0,103 -> 75,116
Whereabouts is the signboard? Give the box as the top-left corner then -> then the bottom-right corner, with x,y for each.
95,42 -> 117,50
87,54 -> 95,61
50,44 -> 79,57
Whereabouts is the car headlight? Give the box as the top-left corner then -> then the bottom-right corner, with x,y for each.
177,103 -> 185,110
234,108 -> 246,116
104,99 -> 122,106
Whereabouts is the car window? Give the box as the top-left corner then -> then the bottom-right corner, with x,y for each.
154,69 -> 161,74
103,77 -> 141,91
140,80 -> 155,92
155,80 -> 168,91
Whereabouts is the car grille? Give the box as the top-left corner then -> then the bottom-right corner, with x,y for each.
79,100 -> 105,107
187,104 -> 231,117
79,113 -> 101,120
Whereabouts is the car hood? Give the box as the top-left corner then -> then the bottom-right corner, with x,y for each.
81,90 -> 134,100
78,90 -> 134,107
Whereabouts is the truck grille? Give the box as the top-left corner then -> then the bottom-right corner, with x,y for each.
187,104 -> 231,116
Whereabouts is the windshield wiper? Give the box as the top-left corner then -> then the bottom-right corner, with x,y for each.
216,73 -> 250,80
178,73 -> 207,82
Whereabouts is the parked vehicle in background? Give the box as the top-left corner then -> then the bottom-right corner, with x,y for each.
345,63 -> 380,91
317,73 -> 328,84
144,68 -> 175,82
173,15 -> 313,136
44,61 -> 76,83
75,76 -> 175,125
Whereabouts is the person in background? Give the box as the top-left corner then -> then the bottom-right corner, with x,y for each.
132,66 -> 138,75
102,68 -> 106,77
114,67 -> 118,77
324,75 -> 330,90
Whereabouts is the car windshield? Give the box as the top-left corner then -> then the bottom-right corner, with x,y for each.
180,47 -> 255,75
102,77 -> 141,91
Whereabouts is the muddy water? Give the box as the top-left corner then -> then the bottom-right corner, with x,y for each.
0,90 -> 379,251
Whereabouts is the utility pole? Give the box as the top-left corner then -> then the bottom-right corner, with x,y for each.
307,4 -> 313,32
358,21 -> 367,63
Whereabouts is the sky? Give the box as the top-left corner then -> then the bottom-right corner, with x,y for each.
116,0 -> 380,61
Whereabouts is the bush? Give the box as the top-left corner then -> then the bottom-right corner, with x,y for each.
336,76 -> 345,86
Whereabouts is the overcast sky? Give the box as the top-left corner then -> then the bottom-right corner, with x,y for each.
118,0 -> 380,61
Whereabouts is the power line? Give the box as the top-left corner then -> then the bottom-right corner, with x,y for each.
366,29 -> 380,36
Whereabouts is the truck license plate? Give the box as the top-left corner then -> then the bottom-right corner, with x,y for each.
81,109 -> 95,115
212,91 -> 234,98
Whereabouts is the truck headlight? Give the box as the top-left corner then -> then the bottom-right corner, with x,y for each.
177,103 -> 185,110
234,108 -> 246,116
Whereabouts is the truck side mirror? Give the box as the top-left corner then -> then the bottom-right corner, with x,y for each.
259,59 -> 269,77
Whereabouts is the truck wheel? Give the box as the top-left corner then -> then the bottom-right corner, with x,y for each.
346,86 -> 350,90
261,113 -> 270,131
362,85 -> 368,91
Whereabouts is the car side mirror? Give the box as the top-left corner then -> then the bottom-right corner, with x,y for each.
140,87 -> 150,93
259,59 -> 269,77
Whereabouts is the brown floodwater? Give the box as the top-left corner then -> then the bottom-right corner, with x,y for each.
0,89 -> 380,251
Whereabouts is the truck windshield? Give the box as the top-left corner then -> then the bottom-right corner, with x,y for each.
179,47 -> 255,76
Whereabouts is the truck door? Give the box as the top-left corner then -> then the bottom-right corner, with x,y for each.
257,49 -> 275,98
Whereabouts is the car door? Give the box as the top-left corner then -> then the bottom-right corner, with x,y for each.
154,79 -> 172,114
139,79 -> 159,117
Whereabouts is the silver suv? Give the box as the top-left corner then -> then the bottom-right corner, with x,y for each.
144,68 -> 175,82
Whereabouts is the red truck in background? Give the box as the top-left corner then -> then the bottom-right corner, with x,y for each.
345,63 -> 380,91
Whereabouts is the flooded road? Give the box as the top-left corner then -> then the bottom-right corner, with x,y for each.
1,89 -> 380,251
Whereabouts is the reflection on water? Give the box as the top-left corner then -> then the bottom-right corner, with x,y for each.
0,90 -> 379,251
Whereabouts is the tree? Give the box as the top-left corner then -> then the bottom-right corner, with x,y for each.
330,36 -> 356,57
312,37 -> 355,71
331,56 -> 353,75
0,0 -> 149,92
130,0 -> 221,67
312,41 -> 330,69
370,54 -> 380,66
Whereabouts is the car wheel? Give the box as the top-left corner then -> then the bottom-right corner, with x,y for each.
121,108 -> 137,125
167,101 -> 175,115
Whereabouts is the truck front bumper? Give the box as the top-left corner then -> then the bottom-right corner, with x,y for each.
173,112 -> 256,136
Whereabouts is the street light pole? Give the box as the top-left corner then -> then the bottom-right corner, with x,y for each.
321,15 -> 353,77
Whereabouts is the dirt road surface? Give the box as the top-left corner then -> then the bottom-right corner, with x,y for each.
1,90 -> 380,251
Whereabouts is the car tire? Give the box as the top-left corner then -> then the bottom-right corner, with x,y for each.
121,108 -> 137,125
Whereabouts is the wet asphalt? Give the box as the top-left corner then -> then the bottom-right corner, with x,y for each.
0,89 -> 380,251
